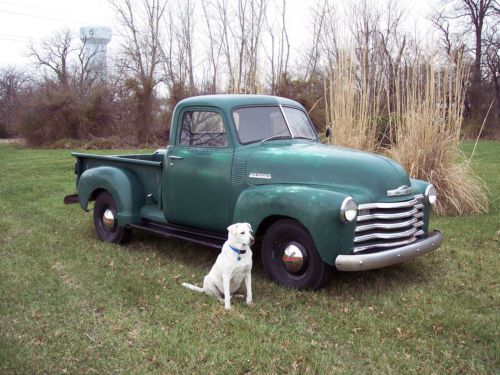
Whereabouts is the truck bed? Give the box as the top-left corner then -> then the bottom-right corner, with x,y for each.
72,149 -> 166,217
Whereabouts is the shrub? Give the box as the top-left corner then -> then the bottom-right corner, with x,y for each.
15,83 -> 117,147
16,85 -> 80,146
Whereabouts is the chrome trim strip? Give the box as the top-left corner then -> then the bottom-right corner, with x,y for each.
357,207 -> 420,221
358,198 -> 418,210
355,217 -> 419,232
353,230 -> 425,252
336,231 -> 442,271
414,194 -> 424,201
249,172 -> 272,179
354,227 -> 419,243
279,104 -> 294,138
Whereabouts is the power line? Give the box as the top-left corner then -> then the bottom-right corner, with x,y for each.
0,8 -> 114,25
0,32 -> 38,43
0,36 -> 28,43
0,0 -> 102,19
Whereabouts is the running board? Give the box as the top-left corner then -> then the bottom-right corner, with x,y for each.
128,220 -> 226,249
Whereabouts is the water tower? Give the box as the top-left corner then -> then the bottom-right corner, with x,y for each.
80,26 -> 112,78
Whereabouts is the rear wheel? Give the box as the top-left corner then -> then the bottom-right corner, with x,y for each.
261,219 -> 331,289
93,191 -> 131,244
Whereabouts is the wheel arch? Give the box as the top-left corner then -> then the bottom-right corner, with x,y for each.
233,184 -> 356,265
77,166 -> 144,226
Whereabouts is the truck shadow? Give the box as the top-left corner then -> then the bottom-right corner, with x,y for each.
129,231 -> 442,297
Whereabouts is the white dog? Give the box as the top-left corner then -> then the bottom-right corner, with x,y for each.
182,223 -> 254,310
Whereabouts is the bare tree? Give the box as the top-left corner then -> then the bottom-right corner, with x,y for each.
204,0 -> 267,93
0,67 -> 28,138
29,29 -> 74,87
432,0 -> 499,124
265,0 -> 290,94
76,37 -> 105,91
161,0 -> 196,102
201,0 -> 223,93
303,0 -> 328,80
483,24 -> 500,121
109,0 -> 167,143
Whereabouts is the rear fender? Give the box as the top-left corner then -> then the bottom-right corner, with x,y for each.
77,166 -> 144,225
232,185 -> 356,265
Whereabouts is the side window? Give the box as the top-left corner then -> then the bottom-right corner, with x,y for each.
179,110 -> 228,147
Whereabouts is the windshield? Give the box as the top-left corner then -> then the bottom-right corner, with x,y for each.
282,107 -> 317,139
233,106 -> 317,144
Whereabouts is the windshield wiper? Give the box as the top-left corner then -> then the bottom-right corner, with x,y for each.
259,135 -> 291,145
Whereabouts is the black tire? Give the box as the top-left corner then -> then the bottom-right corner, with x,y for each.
93,191 -> 131,244
261,219 -> 331,289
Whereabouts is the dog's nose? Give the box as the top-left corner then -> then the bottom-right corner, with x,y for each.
250,236 -> 255,245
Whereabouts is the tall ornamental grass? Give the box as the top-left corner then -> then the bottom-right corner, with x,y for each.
324,52 -> 382,152
325,53 -> 488,215
389,55 -> 488,215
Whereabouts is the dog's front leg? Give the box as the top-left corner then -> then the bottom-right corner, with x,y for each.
222,274 -> 231,310
245,272 -> 253,305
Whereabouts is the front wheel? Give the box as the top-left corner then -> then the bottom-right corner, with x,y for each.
93,191 -> 131,244
261,219 -> 331,289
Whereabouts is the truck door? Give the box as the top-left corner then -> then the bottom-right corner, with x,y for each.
164,107 -> 234,232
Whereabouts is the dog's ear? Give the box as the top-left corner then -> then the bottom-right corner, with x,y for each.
227,224 -> 237,235
245,223 -> 252,231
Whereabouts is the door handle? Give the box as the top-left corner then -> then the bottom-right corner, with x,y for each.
168,155 -> 183,160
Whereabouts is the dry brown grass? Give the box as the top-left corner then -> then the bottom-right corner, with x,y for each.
324,51 -> 382,152
324,52 -> 488,215
388,55 -> 488,215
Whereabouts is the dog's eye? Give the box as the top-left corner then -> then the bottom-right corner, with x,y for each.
240,232 -> 245,235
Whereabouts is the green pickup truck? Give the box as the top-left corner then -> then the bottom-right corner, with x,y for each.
65,94 -> 442,289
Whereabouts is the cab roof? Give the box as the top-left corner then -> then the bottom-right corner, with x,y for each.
176,94 -> 304,112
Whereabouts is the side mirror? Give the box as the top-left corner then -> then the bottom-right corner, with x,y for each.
325,126 -> 332,143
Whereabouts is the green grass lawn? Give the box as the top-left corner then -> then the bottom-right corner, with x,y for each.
0,141 -> 498,374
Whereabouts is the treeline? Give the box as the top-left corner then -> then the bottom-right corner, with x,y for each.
0,0 -> 498,147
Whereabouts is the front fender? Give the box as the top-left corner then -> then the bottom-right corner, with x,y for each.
232,185 -> 356,265
77,166 -> 144,225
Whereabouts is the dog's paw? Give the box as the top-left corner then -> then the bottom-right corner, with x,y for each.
246,299 -> 253,305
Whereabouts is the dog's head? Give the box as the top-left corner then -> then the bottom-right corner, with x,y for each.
227,223 -> 254,247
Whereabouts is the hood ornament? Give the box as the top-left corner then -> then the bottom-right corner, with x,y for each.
387,185 -> 412,197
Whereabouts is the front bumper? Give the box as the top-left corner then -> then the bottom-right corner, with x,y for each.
335,230 -> 442,271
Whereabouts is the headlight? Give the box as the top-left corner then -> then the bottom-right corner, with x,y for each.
425,184 -> 437,205
340,196 -> 358,222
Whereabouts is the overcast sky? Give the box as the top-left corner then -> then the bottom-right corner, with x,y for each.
0,0 -> 436,69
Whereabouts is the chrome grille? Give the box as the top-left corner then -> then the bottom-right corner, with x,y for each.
354,195 -> 425,253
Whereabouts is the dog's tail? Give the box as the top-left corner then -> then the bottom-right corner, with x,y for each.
181,282 -> 204,293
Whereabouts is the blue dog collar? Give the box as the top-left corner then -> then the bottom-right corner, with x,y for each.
229,245 -> 246,260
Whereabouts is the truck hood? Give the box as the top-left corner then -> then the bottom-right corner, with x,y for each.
245,141 -> 411,203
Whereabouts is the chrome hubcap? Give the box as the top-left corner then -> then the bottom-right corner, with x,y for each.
282,243 -> 305,273
102,209 -> 115,230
